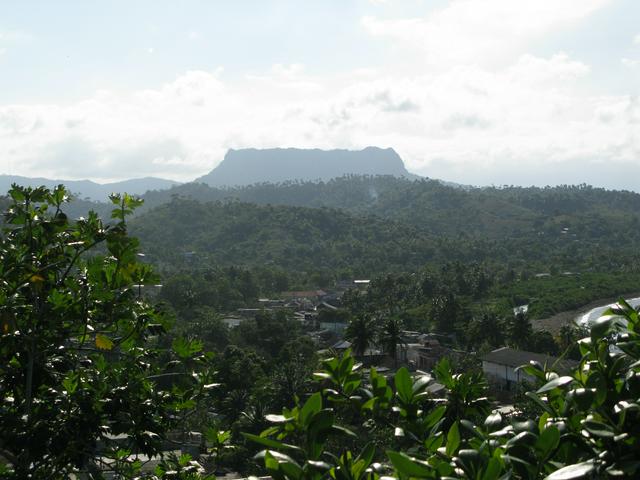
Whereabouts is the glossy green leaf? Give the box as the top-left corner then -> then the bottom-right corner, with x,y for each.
546,460 -> 596,479
300,392 -> 322,426
537,376 -> 573,393
484,411 -> 502,430
387,451 -> 433,478
395,367 -> 413,403
536,425 -> 560,459
446,421 -> 460,456
242,433 -> 301,452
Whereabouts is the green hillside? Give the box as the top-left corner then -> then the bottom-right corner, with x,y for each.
140,176 -> 640,240
130,198 -> 443,276
131,190 -> 640,278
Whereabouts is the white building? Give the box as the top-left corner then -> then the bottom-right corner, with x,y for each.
481,347 -> 576,391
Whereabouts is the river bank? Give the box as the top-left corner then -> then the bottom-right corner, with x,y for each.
531,291 -> 640,334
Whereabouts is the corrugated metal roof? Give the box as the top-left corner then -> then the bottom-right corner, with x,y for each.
481,347 -> 577,372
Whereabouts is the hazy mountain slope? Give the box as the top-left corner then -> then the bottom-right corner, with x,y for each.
130,194 -> 640,276
196,147 -> 417,186
131,198 -> 445,274
5,172 -> 640,247
140,176 -> 640,240
0,175 -> 179,201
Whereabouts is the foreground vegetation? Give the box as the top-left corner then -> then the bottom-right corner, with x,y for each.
249,300 -> 640,480
0,186 -> 219,478
1,185 -> 640,479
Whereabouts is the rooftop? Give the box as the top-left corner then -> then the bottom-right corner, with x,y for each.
481,347 -> 577,372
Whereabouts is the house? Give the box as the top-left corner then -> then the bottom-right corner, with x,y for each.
282,290 -> 327,301
481,347 -> 577,391
258,298 -> 287,308
331,340 -> 352,352
316,301 -> 338,311
410,336 -> 463,371
335,279 -> 369,289
329,339 -> 383,365
221,317 -> 244,328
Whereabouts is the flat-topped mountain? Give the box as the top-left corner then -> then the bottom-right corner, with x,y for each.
196,147 -> 416,186
0,175 -> 179,201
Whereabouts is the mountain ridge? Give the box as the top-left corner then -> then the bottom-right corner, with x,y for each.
0,175 -> 180,201
196,146 -> 418,186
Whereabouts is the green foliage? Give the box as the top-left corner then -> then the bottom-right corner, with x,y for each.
500,272 -> 640,319
3,182 -> 640,479
232,310 -> 302,360
0,185 -> 216,479
131,177 -> 640,278
159,267 -> 261,312
378,317 -> 404,367
153,453 -> 215,480
131,198 -> 445,276
245,297 -> 640,479
344,316 -> 377,357
140,177 -> 640,241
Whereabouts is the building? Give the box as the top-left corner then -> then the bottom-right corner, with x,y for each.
282,290 -> 327,301
406,335 -> 463,371
221,317 -> 244,328
481,347 -> 577,391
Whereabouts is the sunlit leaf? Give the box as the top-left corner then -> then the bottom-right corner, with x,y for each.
95,333 -> 114,351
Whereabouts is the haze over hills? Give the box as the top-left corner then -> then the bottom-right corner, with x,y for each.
132,179 -> 640,267
0,175 -> 180,202
1,147 -> 420,200
195,147 -> 418,186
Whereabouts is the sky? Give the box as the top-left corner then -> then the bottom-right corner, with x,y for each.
1,0 -> 639,190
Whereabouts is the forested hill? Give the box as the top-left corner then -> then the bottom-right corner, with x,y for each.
130,199 -> 444,275
7,174 -> 639,246
139,176 -> 640,240
5,177 -> 640,276
130,194 -> 640,276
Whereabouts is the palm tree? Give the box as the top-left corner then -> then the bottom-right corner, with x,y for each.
507,312 -> 533,350
345,315 -> 376,357
378,316 -> 404,368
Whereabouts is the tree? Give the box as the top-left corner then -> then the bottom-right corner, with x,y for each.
0,185 -> 215,479
344,315 -> 377,357
463,311 -> 505,351
178,306 -> 230,351
506,311 -> 534,350
378,316 -> 404,368
429,291 -> 461,333
267,337 -> 318,409
213,345 -> 266,422
557,324 -> 588,360
232,310 -> 300,360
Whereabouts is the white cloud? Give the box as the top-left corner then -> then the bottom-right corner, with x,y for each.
634,33 -> 640,45
0,29 -> 33,58
245,64 -> 322,94
507,53 -> 590,84
622,57 -> 640,69
1,1 -> 638,190
0,29 -> 33,43
1,51 -> 638,189
362,0 -> 612,67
